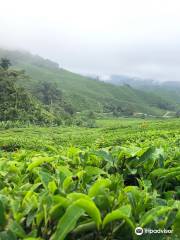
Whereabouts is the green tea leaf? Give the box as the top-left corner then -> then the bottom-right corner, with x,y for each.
140,206 -> 172,227
28,156 -> 55,171
73,198 -> 102,228
52,204 -> 84,240
88,178 -> 111,197
103,205 -> 134,230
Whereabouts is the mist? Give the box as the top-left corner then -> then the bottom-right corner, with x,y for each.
1,0 -> 180,81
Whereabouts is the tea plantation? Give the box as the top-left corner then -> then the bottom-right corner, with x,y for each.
0,118 -> 180,240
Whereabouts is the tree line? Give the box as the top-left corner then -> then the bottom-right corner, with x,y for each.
0,58 -> 74,124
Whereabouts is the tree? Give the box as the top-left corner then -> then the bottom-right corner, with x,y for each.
0,65 -> 54,123
0,58 -> 11,70
34,81 -> 74,116
35,82 -> 62,106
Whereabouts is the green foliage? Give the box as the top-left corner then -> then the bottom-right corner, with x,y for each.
0,48 -> 179,240
0,58 -> 11,70
0,62 -> 56,124
0,49 -> 177,116
102,205 -> 134,230
52,204 -> 84,240
33,81 -> 74,117
0,58 -> 76,125
0,118 -> 179,239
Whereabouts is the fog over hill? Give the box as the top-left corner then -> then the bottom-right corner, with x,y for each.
1,0 -> 180,82
101,74 -> 180,107
104,75 -> 180,89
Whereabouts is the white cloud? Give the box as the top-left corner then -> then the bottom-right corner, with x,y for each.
0,0 -> 180,81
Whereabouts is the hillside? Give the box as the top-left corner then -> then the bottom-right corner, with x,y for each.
0,48 -> 177,116
106,74 -> 180,110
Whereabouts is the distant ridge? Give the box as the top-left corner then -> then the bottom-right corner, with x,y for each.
0,48 -> 178,116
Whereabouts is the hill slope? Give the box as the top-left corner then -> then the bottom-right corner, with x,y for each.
106,74 -> 180,111
0,48 -> 177,116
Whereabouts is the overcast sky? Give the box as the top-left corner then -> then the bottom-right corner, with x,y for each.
0,0 -> 180,81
